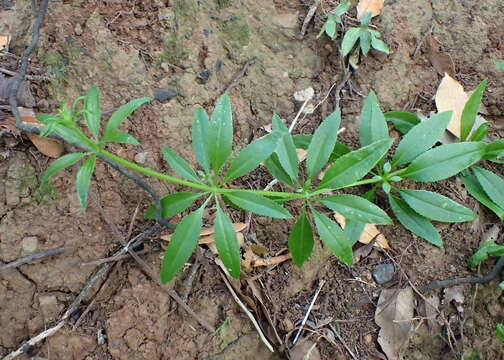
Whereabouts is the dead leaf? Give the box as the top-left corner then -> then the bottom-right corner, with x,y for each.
0,34 -> 11,51
296,148 -> 307,162
251,243 -> 268,257
426,35 -> 455,78
334,212 -> 390,249
162,230 -> 246,248
252,254 -> 291,267
18,108 -> 64,158
200,222 -> 248,236
0,116 -> 21,136
443,285 -> 465,313
290,338 -> 321,360
424,295 -> 441,330
375,287 -> 414,360
435,74 -> 467,137
357,0 -> 384,19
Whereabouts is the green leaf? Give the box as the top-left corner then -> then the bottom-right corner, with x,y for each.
311,209 -> 353,266
398,189 -> 475,223
84,87 -> 101,140
215,203 -> 241,278
461,172 -> 504,220
359,11 -> 372,26
319,194 -> 392,224
499,282 -> 504,291
144,192 -> 204,219
225,131 -> 280,182
75,155 -> 96,208
497,324 -> 504,343
103,129 -> 140,145
161,145 -> 203,184
104,97 -> 151,139
472,167 -> 504,209
388,195 -> 442,247
359,91 -> 389,147
344,188 -> 376,245
384,111 -> 421,134
293,134 -> 312,149
272,114 -> 298,182
341,27 -> 361,57
306,109 -> 341,179
192,107 -> 210,172
318,138 -> 393,190
224,191 -> 292,219
469,241 -> 504,268
264,153 -> 294,187
207,93 -> 233,173
371,37 -> 390,54
160,206 -> 204,283
494,60 -> 504,70
40,153 -> 86,184
360,30 -> 372,56
334,0 -> 351,17
484,139 -> 504,161
329,142 -> 351,162
288,210 -> 314,267
325,19 -> 336,38
392,111 -> 452,167
402,142 -> 486,182
53,124 -> 89,145
470,122 -> 488,142
460,79 -> 488,141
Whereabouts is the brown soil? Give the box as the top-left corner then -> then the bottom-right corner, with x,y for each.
1,0 -> 503,359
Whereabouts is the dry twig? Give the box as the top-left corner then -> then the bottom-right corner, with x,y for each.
0,247 -> 65,271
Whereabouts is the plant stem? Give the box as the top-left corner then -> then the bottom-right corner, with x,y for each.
98,149 -> 304,199
310,177 -> 382,196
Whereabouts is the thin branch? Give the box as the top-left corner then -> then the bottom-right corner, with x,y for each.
223,58 -> 256,94
0,67 -> 49,81
0,247 -> 65,271
292,279 -> 326,345
298,0 -> 322,39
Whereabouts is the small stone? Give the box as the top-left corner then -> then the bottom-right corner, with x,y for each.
134,152 -> 148,164
74,23 -> 83,36
22,236 -> 39,253
364,334 -> 373,344
153,89 -> 177,102
293,87 -> 314,102
372,263 -> 395,284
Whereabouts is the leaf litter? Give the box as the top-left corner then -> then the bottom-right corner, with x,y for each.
357,0 -> 384,19
334,212 -> 391,249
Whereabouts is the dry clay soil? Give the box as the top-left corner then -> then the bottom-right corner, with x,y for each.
1,0 -> 503,359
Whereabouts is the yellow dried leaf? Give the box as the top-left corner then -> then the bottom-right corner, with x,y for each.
435,74 -> 468,138
296,148 -> 307,162
333,212 -> 390,249
200,222 -> 248,236
19,108 -> 64,158
0,34 -> 11,51
357,0 -> 384,19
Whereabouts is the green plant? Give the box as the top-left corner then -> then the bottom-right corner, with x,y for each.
386,79 -> 504,221
341,11 -> 389,57
38,87 -> 490,283
317,0 -> 351,40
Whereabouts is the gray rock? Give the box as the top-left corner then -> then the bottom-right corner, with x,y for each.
153,88 -> 177,103
372,263 -> 395,284
21,236 -> 39,253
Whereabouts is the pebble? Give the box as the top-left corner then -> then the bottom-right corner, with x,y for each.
293,87 -> 314,101
134,152 -> 148,164
21,236 -> 39,253
74,23 -> 83,36
153,89 -> 177,102
372,263 -> 395,284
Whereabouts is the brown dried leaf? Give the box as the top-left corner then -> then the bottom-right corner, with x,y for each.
443,285 -> 465,313
162,230 -> 245,248
426,35 -> 455,78
334,212 -> 390,249
251,243 -> 268,257
375,287 -> 414,360
435,74 -> 467,138
200,222 -> 248,236
424,295 -> 441,330
296,148 -> 307,162
0,34 -> 11,51
357,0 -> 384,19
18,108 -> 64,158
0,116 -> 21,136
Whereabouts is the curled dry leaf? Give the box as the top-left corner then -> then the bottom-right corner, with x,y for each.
18,108 -> 64,158
357,0 -> 384,19
375,287 -> 414,360
426,35 -> 455,78
334,212 -> 390,249
435,74 -> 467,138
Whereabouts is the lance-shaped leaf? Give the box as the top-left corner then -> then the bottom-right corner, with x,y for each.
224,191 -> 292,219
319,194 -> 392,224
472,167 -> 504,210
272,114 -> 298,182
103,97 -> 151,141
214,203 -> 241,278
161,145 -> 203,184
461,172 -> 504,220
398,189 -> 475,223
469,241 -> 504,268
225,131 -> 280,182
192,107 -> 210,172
103,129 -> 140,145
306,109 -> 341,179
84,87 -> 101,140
384,111 -> 421,134
76,155 -> 96,208
341,27 -> 361,57
318,138 -> 393,190
288,210 -> 314,267
401,142 -> 486,182
392,111 -> 452,167
460,79 -> 488,141
144,192 -> 204,219
311,209 -> 353,266
40,153 -> 86,184
264,153 -> 295,187
161,206 -> 204,283
207,93 -> 233,173
484,139 -> 504,161
359,91 -> 389,147
388,195 -> 442,247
